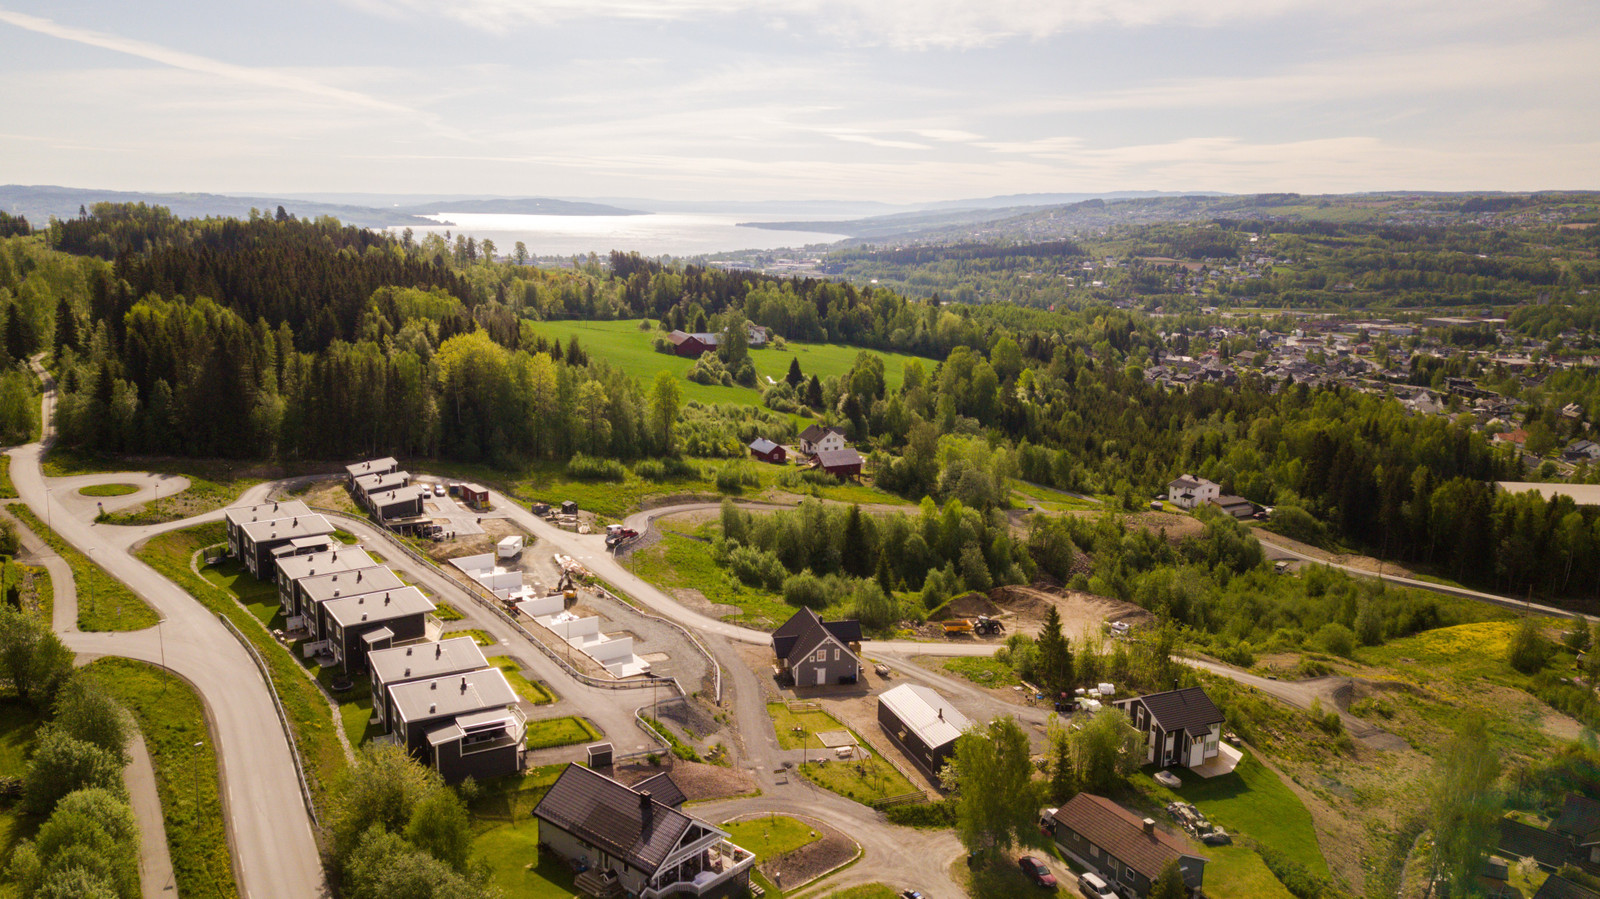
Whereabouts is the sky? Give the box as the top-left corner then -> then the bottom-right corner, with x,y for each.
1,0 -> 1597,203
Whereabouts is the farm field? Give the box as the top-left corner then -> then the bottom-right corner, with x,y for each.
522,319 -> 932,409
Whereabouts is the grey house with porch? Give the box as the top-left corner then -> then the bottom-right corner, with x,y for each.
225,500 -> 311,559
1115,686 -> 1225,770
771,607 -> 861,687
369,637 -> 489,735
321,586 -> 437,673
293,565 -> 405,638
238,513 -> 336,579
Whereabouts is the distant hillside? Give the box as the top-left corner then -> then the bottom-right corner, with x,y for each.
0,185 -> 643,228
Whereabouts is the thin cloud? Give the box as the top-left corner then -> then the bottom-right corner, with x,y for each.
0,7 -> 420,117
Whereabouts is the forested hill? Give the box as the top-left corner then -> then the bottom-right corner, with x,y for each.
6,203 -> 1600,600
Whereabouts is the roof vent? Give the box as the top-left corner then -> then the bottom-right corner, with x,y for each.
361,613 -> 367,621
384,593 -> 391,605
431,681 -> 437,690
435,644 -> 442,658
429,704 -> 435,714
404,667 -> 410,676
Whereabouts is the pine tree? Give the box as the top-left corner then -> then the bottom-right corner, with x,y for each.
875,549 -> 894,596
840,506 -> 870,578
805,374 -> 823,409
5,307 -> 28,363
1036,605 -> 1073,695
786,356 -> 804,387
52,297 -> 79,362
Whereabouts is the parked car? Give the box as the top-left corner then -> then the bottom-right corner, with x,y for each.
899,891 -> 925,899
433,484 -> 445,497
1018,856 -> 1057,889
1077,872 -> 1118,899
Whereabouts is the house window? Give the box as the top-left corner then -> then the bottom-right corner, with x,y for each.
833,648 -> 839,661
1121,865 -> 1135,884
1089,845 -> 1099,858
814,649 -> 826,663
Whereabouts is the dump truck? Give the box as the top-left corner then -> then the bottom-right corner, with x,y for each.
943,615 -> 1005,637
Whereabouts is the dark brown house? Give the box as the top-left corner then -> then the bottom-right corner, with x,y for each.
1048,793 -> 1207,897
1115,686 -> 1226,770
667,330 -> 718,357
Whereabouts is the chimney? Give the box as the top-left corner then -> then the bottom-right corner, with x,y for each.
292,518 -> 298,526
357,570 -> 363,582
435,644 -> 442,658
460,677 -> 468,693
384,593 -> 391,605
937,708 -> 943,721
404,667 -> 410,676
405,646 -> 413,656
1142,818 -> 1155,835
274,502 -> 279,511
431,681 -> 437,690
638,790 -> 653,826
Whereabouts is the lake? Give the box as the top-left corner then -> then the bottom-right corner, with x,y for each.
389,212 -> 847,258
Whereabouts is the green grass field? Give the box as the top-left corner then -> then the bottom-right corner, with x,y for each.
488,656 -> 555,705
137,522 -> 349,817
0,455 -> 15,499
523,319 -> 931,410
10,505 -> 158,632
469,764 -> 575,899
87,658 -> 239,899
939,655 -> 1022,688
199,557 -> 283,629
446,628 -> 499,647
1135,749 -> 1330,880
626,524 -> 803,629
824,886 -> 900,899
525,716 -> 600,750
79,483 -> 140,497
722,814 -> 820,862
767,703 -> 850,751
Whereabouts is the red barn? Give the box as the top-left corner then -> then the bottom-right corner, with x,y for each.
749,438 -> 786,464
812,448 -> 863,479
667,330 -> 719,357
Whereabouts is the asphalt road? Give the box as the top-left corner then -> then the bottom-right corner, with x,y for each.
14,361 -> 328,899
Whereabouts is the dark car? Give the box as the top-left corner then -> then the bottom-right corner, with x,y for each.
900,891 -> 926,899
1018,856 -> 1058,889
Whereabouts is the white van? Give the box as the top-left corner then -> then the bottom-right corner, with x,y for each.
1077,871 -> 1119,899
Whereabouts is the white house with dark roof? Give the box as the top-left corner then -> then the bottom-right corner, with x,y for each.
1166,475 -> 1220,511
797,424 -> 847,456
533,763 -> 754,898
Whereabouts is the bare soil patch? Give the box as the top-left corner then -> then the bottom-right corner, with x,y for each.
752,817 -> 857,889
613,758 -> 759,802
989,584 -> 1153,641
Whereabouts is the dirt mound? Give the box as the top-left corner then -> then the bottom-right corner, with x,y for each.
985,584 -> 1153,641
613,759 -> 759,802
932,591 -> 1000,621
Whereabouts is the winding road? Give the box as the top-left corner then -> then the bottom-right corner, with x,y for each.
11,361 -> 328,899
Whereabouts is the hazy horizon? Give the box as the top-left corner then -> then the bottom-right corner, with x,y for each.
2,0 -> 1597,200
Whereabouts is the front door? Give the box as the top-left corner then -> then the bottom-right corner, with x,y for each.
815,667 -> 826,686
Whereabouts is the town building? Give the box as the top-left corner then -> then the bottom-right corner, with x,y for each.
224,500 -> 312,559
274,548 -> 380,616
369,636 -> 489,734
238,513 -> 336,579
293,566 -> 407,639
321,586 -> 438,673
1047,793 -> 1207,897
1208,495 -> 1257,519
460,483 -> 490,511
1115,686 -> 1225,770
877,682 -> 969,780
532,763 -> 755,898
386,666 -> 525,782
771,608 -> 861,687
345,457 -> 399,485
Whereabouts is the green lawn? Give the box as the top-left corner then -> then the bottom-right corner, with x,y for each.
137,522 -> 349,817
42,450 -> 264,526
522,319 -> 931,411
940,655 -> 1022,688
488,656 -> 555,705
470,764 -> 577,898
0,455 -> 15,499
435,601 -> 465,621
199,557 -> 283,630
473,821 -> 580,899
767,703 -> 850,751
0,701 -> 44,777
626,524 -> 804,629
332,528 -> 358,545
1200,845 -> 1296,899
87,658 -> 239,899
446,628 -> 499,647
525,716 -> 600,750
798,754 -> 918,807
1134,749 -> 1329,880
3,559 -> 50,622
722,814 -> 820,861
10,505 -> 158,632
79,483 -> 140,497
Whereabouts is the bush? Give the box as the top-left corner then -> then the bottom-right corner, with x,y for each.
1265,505 -> 1329,546
884,798 -> 956,828
1311,623 -> 1356,658
726,544 -> 787,591
782,572 -> 831,610
634,458 -> 698,481
713,464 -> 759,494
1508,617 -> 1553,674
23,730 -> 126,816
566,454 -> 627,482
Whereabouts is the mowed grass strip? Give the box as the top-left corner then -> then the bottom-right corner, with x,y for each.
488,656 -> 555,704
825,885 -> 901,899
86,658 -> 239,899
524,716 -> 600,750
79,482 -> 141,497
10,505 -> 158,631
136,521 -> 349,816
0,455 -> 16,499
767,702 -> 851,750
